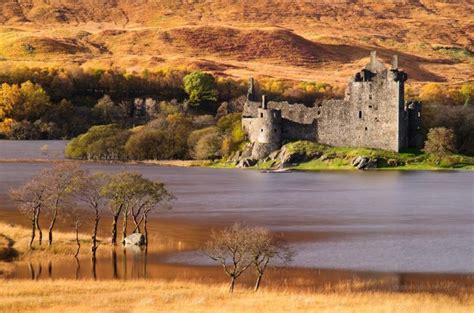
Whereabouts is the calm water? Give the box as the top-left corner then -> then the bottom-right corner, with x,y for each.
0,140 -> 67,160
0,141 -> 473,274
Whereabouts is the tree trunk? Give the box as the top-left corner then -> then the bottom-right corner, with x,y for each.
48,207 -> 58,246
111,214 -> 119,245
35,210 -> 42,246
143,213 -> 148,247
29,214 -> 36,249
74,221 -> 80,258
254,273 -> 263,291
122,212 -> 128,245
132,214 -> 141,233
91,211 -> 100,259
229,276 -> 236,293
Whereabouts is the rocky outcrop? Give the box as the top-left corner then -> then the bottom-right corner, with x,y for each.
351,156 -> 378,170
124,233 -> 145,246
278,145 -> 322,168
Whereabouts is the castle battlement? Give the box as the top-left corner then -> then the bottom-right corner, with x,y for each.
242,51 -> 422,158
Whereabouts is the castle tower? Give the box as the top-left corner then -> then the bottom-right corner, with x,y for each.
250,95 -> 282,159
341,51 -> 410,151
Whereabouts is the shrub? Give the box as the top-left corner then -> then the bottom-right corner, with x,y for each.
424,127 -> 457,156
65,124 -> 130,160
125,129 -> 167,160
188,127 -> 221,160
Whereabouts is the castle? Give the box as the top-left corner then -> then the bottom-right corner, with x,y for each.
242,51 -> 423,159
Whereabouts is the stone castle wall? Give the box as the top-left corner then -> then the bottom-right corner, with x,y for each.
242,52 -> 422,156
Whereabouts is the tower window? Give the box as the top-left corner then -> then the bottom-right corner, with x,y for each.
365,127 -> 368,131
368,105 -> 372,108
260,113 -> 263,118
359,111 -> 362,119
260,129 -> 263,132
369,95 -> 372,100
418,112 -> 421,118
317,110 -> 321,115
274,129 -> 277,132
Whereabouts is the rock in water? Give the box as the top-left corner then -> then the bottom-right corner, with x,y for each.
124,233 -> 145,246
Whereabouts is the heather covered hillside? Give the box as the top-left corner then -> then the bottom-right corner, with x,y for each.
0,0 -> 472,84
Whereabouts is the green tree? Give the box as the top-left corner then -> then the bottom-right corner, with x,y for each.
183,71 -> 218,106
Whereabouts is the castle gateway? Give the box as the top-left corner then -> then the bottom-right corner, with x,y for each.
242,51 -> 423,159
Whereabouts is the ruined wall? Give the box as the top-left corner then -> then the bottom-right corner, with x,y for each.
318,73 -> 403,151
243,100 -> 318,142
242,52 -> 422,154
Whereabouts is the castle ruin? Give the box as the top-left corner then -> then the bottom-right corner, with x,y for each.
242,51 -> 423,159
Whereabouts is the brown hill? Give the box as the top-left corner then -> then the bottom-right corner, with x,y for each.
0,0 -> 472,85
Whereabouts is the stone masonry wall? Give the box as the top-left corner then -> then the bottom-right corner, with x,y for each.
242,52 -> 421,154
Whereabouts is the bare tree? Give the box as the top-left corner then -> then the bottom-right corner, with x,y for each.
43,162 -> 81,246
73,171 -> 109,260
73,217 -> 81,259
247,228 -> 293,291
204,224 -> 254,293
10,177 -> 48,248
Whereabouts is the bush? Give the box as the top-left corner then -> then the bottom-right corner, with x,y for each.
188,127 -> 221,160
65,124 -> 130,160
424,127 -> 457,156
422,105 -> 474,155
125,129 -> 167,160
194,132 -> 222,160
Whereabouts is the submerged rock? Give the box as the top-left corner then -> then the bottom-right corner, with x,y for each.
124,233 -> 145,246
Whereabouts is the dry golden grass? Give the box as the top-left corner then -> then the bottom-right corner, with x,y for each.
0,222 -> 104,266
0,279 -> 472,313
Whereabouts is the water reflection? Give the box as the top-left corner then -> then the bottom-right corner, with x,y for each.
19,246 -> 149,281
75,257 -> 80,280
2,161 -> 473,273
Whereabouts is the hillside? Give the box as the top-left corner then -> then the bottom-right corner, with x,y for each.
0,0 -> 472,85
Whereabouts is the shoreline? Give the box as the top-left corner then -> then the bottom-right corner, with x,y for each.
2,216 -> 473,294
0,158 -> 473,171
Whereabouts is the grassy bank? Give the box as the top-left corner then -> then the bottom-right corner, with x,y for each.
214,141 -> 474,171
0,279 -> 473,313
0,222 -> 102,277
